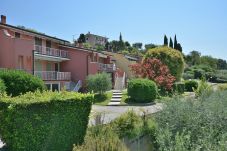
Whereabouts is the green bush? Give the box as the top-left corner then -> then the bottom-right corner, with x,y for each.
112,110 -> 143,139
152,91 -> 227,150
145,46 -> 185,81
86,72 -> 112,94
173,82 -> 185,94
193,68 -> 205,79
0,70 -> 45,96
128,78 -> 158,103
0,79 -> 6,93
218,84 -> 227,91
73,125 -> 129,151
184,80 -> 198,92
183,72 -> 194,80
0,91 -> 93,151
195,77 -> 212,97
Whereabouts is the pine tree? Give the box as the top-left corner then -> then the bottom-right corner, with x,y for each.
169,37 -> 173,48
164,35 -> 168,46
174,34 -> 178,49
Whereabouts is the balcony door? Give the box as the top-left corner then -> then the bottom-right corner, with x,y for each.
35,37 -> 42,53
46,40 -> 51,55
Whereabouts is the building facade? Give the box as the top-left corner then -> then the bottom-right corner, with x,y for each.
85,32 -> 108,47
0,15 -> 116,91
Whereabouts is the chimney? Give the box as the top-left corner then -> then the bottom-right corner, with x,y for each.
1,15 -> 6,24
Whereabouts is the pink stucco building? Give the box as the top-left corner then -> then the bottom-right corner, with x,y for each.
0,15 -> 116,91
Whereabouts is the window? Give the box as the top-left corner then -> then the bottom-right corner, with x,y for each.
35,37 -> 42,46
15,32 -> 20,38
18,56 -> 24,69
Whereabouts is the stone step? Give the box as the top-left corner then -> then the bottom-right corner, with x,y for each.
113,92 -> 123,95
112,95 -> 122,98
108,102 -> 121,105
112,90 -> 122,93
110,98 -> 121,102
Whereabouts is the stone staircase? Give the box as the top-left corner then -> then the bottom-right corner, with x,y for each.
108,90 -> 122,105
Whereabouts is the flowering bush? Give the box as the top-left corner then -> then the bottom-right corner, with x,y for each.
129,58 -> 176,91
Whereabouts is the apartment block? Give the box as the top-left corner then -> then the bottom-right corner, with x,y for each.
0,15 -> 116,91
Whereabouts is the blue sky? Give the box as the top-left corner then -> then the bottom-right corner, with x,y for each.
1,0 -> 227,60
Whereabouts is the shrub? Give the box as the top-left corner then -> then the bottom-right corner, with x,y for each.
152,91 -> 227,150
193,68 -> 205,79
145,46 -> 184,81
184,80 -> 198,92
183,72 -> 194,80
73,125 -> 129,151
0,70 -> 45,96
218,84 -> 227,91
195,77 -> 212,97
0,91 -> 93,151
112,110 -> 143,139
128,78 -> 158,103
0,79 -> 6,94
129,58 -> 176,91
173,82 -> 185,94
86,72 -> 112,94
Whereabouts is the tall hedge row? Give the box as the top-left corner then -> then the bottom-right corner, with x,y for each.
145,46 -> 184,81
0,91 -> 93,151
0,79 -> 6,93
128,78 -> 158,103
0,70 -> 46,96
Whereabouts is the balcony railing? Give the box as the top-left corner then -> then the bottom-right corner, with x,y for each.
34,71 -> 71,81
98,63 -> 116,72
34,45 -> 69,59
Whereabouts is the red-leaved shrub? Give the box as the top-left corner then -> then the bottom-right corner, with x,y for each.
129,58 -> 176,91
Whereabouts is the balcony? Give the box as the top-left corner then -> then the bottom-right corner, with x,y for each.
34,71 -> 71,81
34,45 -> 70,62
98,63 -> 116,72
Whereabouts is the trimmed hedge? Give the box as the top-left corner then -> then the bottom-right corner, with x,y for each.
0,79 -> 6,93
173,82 -> 185,94
0,91 -> 93,151
0,70 -> 46,96
145,46 -> 185,81
185,80 -> 198,92
128,78 -> 158,103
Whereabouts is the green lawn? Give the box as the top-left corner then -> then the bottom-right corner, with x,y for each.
93,91 -> 112,105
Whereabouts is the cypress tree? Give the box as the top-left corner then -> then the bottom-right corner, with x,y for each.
169,37 -> 173,48
164,35 -> 168,46
177,43 -> 182,52
174,34 -> 178,49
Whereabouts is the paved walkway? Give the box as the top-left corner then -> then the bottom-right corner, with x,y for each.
89,103 -> 163,125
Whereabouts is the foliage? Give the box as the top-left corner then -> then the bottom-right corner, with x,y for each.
0,70 -> 46,96
185,50 -> 201,66
164,35 -> 168,46
130,58 -> 176,91
183,72 -> 194,80
173,82 -> 185,94
127,78 -> 158,103
86,72 -> 112,94
93,91 -> 112,105
132,42 -> 143,49
218,84 -> 227,91
184,80 -> 198,92
194,77 -> 212,97
95,44 -> 105,51
0,91 -> 93,151
73,126 -> 129,151
112,110 -> 143,139
144,43 -> 158,50
83,43 -> 92,49
217,59 -> 227,69
200,55 -> 218,69
151,91 -> 227,150
145,46 -> 184,81
0,79 -> 6,94
78,33 -> 86,43
169,37 -> 173,48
